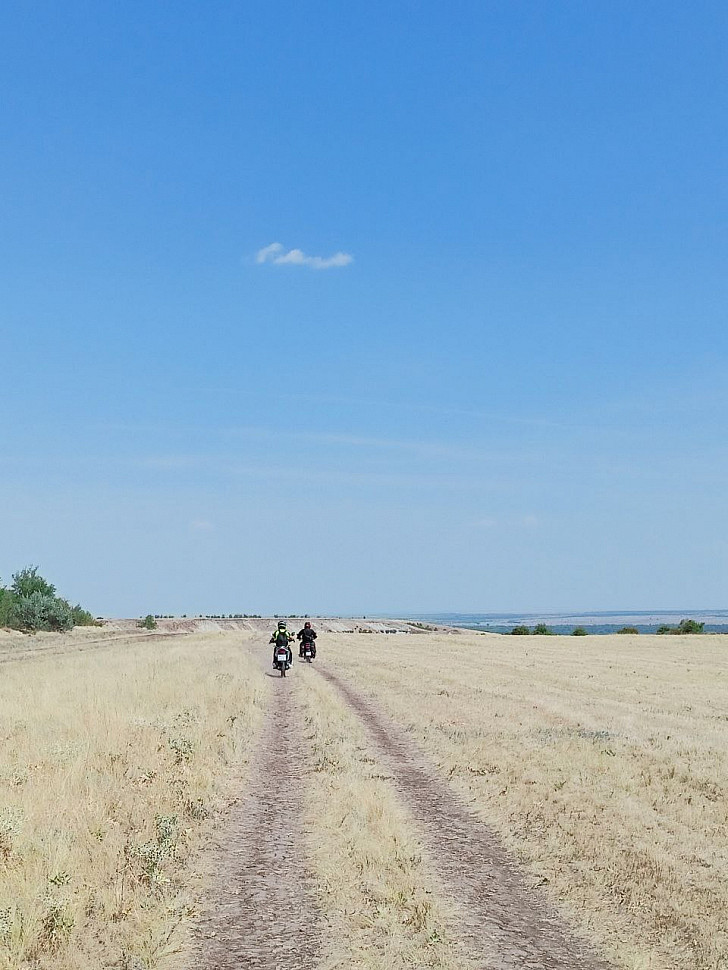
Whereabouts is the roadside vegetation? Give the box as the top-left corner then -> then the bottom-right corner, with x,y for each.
328,631 -> 728,970
0,567 -> 96,633
0,632 -> 266,970
298,668 -> 474,970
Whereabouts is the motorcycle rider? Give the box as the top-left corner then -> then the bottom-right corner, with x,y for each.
270,620 -> 294,667
296,620 -> 317,658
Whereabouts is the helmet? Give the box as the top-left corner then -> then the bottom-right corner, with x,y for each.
277,620 -> 286,629
304,621 -> 311,628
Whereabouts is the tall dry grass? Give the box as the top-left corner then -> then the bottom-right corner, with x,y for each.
297,666 -> 475,970
0,631 -> 265,970
328,631 -> 728,970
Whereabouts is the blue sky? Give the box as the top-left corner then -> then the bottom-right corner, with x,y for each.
2,1 -> 727,616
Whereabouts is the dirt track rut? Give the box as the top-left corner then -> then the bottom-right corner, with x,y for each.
190,668 -> 321,970
319,665 -> 613,970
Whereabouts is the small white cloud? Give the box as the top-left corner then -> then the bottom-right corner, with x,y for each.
255,242 -> 353,270
190,519 -> 214,532
255,242 -> 284,264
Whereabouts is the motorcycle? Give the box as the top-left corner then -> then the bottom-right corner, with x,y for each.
274,647 -> 291,677
302,643 -> 314,663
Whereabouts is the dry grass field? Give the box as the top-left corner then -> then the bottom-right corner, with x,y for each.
297,665 -> 475,970
0,630 -> 266,970
329,631 -> 728,970
3,625 -> 726,970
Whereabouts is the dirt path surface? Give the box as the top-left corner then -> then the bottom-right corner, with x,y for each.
190,660 -> 321,970
318,665 -> 613,970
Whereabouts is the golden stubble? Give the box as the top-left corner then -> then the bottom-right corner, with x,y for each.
296,665 -> 476,970
326,631 -> 728,970
0,631 -> 266,970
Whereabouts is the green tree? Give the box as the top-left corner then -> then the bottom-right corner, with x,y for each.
139,614 -> 157,630
533,622 -> 554,635
571,626 -> 588,636
617,626 -> 639,634
676,618 -> 704,634
1,566 -> 93,633
11,566 -> 56,599
510,625 -> 530,635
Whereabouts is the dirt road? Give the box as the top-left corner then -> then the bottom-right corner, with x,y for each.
186,639 -> 613,970
190,651 -> 321,970
319,665 -> 612,970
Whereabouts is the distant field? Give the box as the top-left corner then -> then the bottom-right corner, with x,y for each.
330,631 -> 728,970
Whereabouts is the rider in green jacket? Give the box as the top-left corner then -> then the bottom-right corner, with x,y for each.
270,620 -> 294,666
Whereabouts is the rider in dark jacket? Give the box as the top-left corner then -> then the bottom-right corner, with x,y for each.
270,620 -> 294,666
296,621 -> 317,658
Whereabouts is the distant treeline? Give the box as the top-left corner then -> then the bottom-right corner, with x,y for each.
0,566 -> 98,633
510,618 -> 706,636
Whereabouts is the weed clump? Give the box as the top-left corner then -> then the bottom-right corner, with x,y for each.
168,736 -> 194,764
617,626 -> 640,634
0,808 -> 22,861
0,907 -> 13,941
511,625 -> 530,635
39,899 -> 74,952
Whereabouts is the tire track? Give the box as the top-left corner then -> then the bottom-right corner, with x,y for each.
0,630 -> 187,666
318,665 -> 613,970
190,672 -> 321,970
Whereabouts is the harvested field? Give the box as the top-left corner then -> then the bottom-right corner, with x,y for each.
324,631 -> 728,970
2,625 -> 726,969
319,665 -> 611,969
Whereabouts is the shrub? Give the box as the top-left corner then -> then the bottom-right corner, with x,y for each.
617,626 -> 639,634
510,625 -> 530,635
139,614 -> 158,630
70,604 -> 100,626
9,592 -> 51,632
0,587 -> 16,628
657,619 -> 705,635
43,597 -> 74,631
571,626 -> 588,636
533,623 -> 554,635
676,618 -> 704,634
9,592 -> 73,632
